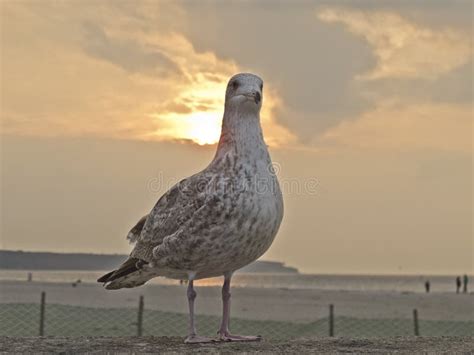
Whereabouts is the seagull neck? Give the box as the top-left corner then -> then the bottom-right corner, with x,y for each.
213,110 -> 267,161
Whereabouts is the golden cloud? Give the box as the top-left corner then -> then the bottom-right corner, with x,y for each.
317,7 -> 472,80
1,2 -> 295,147
137,34 -> 296,146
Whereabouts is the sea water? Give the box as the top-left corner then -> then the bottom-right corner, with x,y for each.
0,270 -> 468,293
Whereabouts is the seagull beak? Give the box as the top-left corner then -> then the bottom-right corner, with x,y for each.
243,91 -> 261,105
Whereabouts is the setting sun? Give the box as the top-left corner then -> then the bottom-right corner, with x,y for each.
147,74 -> 294,146
185,111 -> 222,145
147,74 -> 228,145
150,110 -> 222,145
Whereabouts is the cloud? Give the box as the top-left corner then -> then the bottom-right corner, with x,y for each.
177,1 -> 374,140
313,6 -> 473,155
317,7 -> 472,80
81,22 -> 181,75
319,100 -> 472,153
0,1 -> 294,147
359,59 -> 473,108
1,1 -> 470,152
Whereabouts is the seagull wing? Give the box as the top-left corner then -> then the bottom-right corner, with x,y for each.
100,170 -> 222,285
129,171 -> 225,266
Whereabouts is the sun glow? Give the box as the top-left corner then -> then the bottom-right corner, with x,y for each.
186,111 -> 222,145
146,69 -> 295,146
148,74 -> 227,145
132,32 -> 295,147
151,110 -> 222,145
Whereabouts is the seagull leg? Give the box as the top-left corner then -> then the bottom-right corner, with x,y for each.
184,280 -> 215,344
217,272 -> 262,342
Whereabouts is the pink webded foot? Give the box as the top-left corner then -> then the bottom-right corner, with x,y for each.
218,331 -> 262,342
184,335 -> 217,344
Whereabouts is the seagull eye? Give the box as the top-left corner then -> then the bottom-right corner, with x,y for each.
232,81 -> 240,90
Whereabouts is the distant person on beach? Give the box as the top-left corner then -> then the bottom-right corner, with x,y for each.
27,272 -> 32,282
456,276 -> 461,293
424,280 -> 430,293
463,275 -> 468,293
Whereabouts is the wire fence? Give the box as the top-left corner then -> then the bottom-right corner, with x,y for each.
1,292 -> 472,338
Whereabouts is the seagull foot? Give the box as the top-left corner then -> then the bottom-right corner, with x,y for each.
218,332 -> 262,342
184,335 -> 217,344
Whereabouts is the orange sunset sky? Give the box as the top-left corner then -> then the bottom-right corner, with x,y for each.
1,0 -> 472,274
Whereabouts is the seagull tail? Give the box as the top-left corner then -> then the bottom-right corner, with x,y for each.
97,257 -> 153,290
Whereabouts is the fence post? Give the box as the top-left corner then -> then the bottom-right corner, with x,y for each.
329,304 -> 334,337
413,308 -> 419,336
137,295 -> 144,336
39,292 -> 46,336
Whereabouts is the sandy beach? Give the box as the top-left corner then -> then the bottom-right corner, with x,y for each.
1,280 -> 472,322
1,280 -> 473,352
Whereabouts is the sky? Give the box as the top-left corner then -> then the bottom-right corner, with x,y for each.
1,0 -> 472,275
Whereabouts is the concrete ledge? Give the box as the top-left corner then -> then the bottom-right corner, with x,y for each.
1,336 -> 472,354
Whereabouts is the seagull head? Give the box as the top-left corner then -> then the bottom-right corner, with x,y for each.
225,73 -> 263,113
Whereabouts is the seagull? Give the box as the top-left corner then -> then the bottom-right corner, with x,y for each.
98,73 -> 284,343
